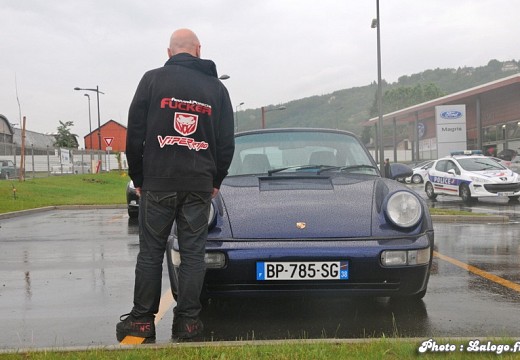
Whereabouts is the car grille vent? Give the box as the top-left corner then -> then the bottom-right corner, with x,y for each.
483,183 -> 520,193
259,176 -> 333,191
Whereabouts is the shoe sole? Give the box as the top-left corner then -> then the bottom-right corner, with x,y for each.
117,331 -> 156,343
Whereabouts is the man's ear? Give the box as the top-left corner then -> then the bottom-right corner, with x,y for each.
167,48 -> 173,58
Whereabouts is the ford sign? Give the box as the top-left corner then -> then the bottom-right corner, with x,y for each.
440,111 -> 463,119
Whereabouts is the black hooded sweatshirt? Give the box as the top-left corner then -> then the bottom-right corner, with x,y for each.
126,53 -> 235,192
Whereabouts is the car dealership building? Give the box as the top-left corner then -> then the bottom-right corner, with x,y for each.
366,73 -> 520,162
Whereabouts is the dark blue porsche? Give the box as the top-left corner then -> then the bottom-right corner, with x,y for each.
167,128 -> 434,302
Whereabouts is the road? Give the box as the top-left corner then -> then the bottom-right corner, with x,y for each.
0,204 -> 519,349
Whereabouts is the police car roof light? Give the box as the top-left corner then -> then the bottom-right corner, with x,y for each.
450,150 -> 483,156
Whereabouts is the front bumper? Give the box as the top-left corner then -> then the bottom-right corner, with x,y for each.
471,182 -> 520,197
168,232 -> 433,298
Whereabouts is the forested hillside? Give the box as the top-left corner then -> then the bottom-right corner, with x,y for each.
236,59 -> 519,137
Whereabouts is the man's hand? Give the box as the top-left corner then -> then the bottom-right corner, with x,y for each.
211,188 -> 219,198
136,187 -> 142,197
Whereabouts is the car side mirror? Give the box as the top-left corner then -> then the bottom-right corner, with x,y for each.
388,163 -> 412,180
447,169 -> 456,175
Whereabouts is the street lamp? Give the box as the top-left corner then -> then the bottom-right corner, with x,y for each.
74,86 -> 104,150
219,74 -> 230,80
83,94 -> 92,149
261,105 -> 286,129
235,102 -> 244,132
372,0 -> 385,176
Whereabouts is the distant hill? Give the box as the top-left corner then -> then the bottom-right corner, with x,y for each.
236,59 -> 520,136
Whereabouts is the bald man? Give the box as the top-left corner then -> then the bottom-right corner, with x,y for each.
117,28 -> 235,343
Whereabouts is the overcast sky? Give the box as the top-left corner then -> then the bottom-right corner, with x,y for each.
1,0 -> 519,146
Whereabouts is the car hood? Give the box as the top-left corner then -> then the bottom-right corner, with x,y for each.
220,176 -> 378,239
473,169 -> 519,182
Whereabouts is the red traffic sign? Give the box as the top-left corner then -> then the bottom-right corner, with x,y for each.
104,137 -> 114,147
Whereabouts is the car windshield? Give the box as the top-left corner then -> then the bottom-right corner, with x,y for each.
228,130 -> 378,176
457,157 -> 507,171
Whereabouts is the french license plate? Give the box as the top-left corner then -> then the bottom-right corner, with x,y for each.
256,261 -> 349,281
497,192 -> 514,196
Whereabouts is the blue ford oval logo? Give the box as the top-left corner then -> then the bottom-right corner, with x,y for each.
440,111 -> 462,119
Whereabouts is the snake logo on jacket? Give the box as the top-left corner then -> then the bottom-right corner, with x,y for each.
174,112 -> 198,136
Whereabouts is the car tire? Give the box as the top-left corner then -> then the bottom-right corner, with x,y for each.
460,184 -> 475,204
128,208 -> 139,218
425,182 -> 437,200
412,174 -> 423,184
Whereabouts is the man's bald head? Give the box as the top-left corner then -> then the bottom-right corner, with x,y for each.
167,29 -> 201,58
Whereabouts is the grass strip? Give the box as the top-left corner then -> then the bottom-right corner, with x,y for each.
1,338 -> 520,359
0,172 -> 129,214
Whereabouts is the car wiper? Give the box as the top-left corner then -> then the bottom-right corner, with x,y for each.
472,161 -> 502,170
268,165 -> 337,176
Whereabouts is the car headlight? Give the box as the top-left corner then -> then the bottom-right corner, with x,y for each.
384,191 -> 422,228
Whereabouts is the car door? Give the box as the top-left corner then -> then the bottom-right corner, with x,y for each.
429,159 -> 460,195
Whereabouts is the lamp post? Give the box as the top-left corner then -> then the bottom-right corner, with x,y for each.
74,86 -> 104,150
219,74 -> 230,80
235,102 -> 244,132
83,94 -> 92,149
261,105 -> 286,129
372,0 -> 385,176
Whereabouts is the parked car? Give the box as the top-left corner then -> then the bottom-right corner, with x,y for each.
425,150 -> 520,203
126,180 -> 139,218
0,160 -> 18,179
166,128 -> 434,303
405,160 -> 435,184
497,148 -> 518,162
509,156 -> 520,173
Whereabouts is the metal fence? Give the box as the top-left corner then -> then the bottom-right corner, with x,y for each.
0,141 -> 127,179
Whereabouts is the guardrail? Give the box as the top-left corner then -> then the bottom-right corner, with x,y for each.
0,144 -> 127,178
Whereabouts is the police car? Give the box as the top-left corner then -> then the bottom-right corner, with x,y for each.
424,150 -> 520,203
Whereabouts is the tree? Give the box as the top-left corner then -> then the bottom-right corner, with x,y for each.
54,120 -> 78,148
369,83 -> 444,117
366,83 -> 445,143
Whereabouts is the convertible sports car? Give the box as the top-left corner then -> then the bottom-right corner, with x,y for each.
167,128 -> 434,302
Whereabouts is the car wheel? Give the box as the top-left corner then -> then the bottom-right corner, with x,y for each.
425,182 -> 437,199
128,208 -> 139,218
412,174 -> 423,184
460,184 -> 474,203
508,196 -> 520,202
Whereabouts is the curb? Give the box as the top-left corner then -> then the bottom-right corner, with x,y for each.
0,205 -> 126,220
431,214 -> 509,223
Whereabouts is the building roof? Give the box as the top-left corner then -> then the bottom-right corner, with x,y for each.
0,114 -> 15,135
365,73 -> 520,125
84,119 -> 127,138
13,128 -> 57,148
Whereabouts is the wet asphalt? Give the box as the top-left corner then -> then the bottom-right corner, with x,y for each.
0,186 -> 519,349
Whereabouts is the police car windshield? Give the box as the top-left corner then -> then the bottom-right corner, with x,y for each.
457,157 -> 506,171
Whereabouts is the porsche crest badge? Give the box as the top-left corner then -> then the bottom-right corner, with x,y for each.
296,222 -> 306,230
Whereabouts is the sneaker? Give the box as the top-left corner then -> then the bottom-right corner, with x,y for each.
116,313 -> 156,343
171,317 -> 204,341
